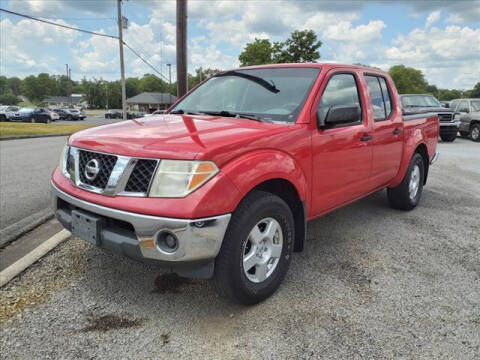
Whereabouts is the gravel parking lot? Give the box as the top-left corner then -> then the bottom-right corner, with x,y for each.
1,139 -> 479,359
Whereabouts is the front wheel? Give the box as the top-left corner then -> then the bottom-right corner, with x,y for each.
213,190 -> 294,305
440,132 -> 457,142
470,124 -> 480,142
387,153 -> 425,211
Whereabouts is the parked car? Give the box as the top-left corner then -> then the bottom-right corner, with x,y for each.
66,108 -> 86,120
10,107 -> 52,123
52,108 -> 70,120
400,94 -> 458,142
105,109 -> 122,119
0,105 -> 20,121
48,110 -> 60,121
452,98 -> 480,142
144,109 -> 165,117
52,64 -> 439,304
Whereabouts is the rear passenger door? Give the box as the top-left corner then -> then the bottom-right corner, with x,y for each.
364,74 -> 403,188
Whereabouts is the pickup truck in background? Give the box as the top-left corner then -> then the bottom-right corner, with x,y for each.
400,94 -> 457,142
51,64 -> 439,304
451,98 -> 480,142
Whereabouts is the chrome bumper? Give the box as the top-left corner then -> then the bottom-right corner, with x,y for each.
51,183 -> 231,262
440,121 -> 460,128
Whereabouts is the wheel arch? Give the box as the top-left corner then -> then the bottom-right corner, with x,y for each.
247,178 -> 306,253
414,143 -> 429,185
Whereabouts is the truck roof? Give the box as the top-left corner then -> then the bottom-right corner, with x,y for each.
226,63 -> 389,75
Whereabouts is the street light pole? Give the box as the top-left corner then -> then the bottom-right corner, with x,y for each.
117,0 -> 127,120
167,63 -> 172,107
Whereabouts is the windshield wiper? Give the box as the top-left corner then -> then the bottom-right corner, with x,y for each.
198,110 -> 270,123
169,109 -> 201,115
213,70 -> 280,94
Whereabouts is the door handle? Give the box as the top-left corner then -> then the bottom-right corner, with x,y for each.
393,128 -> 402,135
360,134 -> 372,141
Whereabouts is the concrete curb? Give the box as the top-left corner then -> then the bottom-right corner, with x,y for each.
0,208 -> 54,248
0,134 -> 70,141
0,229 -> 71,287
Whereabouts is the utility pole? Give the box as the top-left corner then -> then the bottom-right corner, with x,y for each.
117,0 -> 127,120
176,0 -> 187,97
167,63 -> 172,107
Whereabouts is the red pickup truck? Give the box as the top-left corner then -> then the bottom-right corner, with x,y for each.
51,64 -> 439,304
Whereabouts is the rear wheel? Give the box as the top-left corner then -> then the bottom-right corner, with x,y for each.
440,132 -> 457,142
470,124 -> 480,142
387,153 -> 425,211
213,190 -> 294,305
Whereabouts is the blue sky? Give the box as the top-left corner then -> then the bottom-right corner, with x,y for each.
1,0 -> 479,89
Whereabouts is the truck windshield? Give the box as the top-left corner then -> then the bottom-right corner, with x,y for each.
171,67 -> 320,123
401,95 -> 441,108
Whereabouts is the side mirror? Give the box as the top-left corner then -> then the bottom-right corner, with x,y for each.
318,104 -> 361,128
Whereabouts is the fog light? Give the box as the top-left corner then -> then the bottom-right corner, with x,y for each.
155,230 -> 178,253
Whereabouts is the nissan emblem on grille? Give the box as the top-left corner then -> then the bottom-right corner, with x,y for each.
84,159 -> 101,180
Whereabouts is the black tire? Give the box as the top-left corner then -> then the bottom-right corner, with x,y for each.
30,117 -> 36,123
459,131 -> 469,138
213,190 -> 294,305
67,115 -> 72,121
470,124 -> 480,142
0,115 -> 6,122
440,132 -> 457,142
46,117 -> 51,123
387,153 -> 425,211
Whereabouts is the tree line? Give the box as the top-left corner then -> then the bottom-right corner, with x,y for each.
1,29 -> 478,107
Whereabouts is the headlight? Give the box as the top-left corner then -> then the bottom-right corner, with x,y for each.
149,160 -> 219,198
59,144 -> 70,177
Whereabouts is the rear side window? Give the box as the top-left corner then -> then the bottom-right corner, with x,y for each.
365,75 -> 393,121
378,78 -> 392,116
317,73 -> 361,124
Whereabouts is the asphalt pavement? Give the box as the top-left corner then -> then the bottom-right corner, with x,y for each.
0,117 -> 124,233
0,136 -> 66,231
1,138 -> 479,359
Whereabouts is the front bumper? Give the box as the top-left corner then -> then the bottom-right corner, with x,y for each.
51,183 -> 231,264
440,121 -> 460,132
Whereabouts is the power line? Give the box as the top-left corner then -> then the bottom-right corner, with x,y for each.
0,8 -> 118,39
123,42 -> 170,82
1,7 -> 169,82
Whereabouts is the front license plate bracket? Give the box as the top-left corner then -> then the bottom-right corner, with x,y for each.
71,210 -> 104,246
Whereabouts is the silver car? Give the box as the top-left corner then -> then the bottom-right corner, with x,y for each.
452,98 -> 480,142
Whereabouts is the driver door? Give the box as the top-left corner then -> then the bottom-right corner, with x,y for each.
310,70 -> 373,216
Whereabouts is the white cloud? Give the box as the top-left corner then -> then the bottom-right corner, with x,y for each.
384,25 -> 480,88
426,10 -> 441,28
0,17 -> 80,76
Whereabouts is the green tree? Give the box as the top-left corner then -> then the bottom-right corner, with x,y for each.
188,67 -> 222,88
388,65 -> 428,94
0,93 -> 19,105
139,74 -> 166,93
273,30 -> 322,63
437,89 -> 462,101
239,38 -> 274,66
470,82 -> 480,98
239,30 -> 322,66
0,76 -> 8,95
7,77 -> 22,95
126,77 -> 141,98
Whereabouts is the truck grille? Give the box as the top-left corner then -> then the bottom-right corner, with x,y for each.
438,113 -> 453,122
125,159 -> 158,193
78,150 -> 118,189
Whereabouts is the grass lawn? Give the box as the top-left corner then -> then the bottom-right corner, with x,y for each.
0,122 -> 93,138
85,109 -> 107,116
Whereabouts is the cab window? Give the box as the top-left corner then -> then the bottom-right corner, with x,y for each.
317,73 -> 362,125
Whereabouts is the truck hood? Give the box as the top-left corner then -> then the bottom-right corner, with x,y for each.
69,114 -> 292,165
